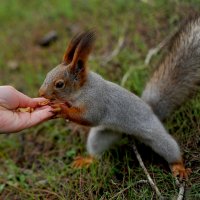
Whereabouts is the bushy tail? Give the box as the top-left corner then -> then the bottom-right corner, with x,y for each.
142,16 -> 200,120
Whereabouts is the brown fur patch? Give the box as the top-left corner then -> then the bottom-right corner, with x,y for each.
71,31 -> 96,67
63,32 -> 88,64
59,104 -> 92,126
69,31 -> 96,86
170,160 -> 191,180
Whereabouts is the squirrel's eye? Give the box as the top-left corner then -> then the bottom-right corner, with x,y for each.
55,80 -> 65,89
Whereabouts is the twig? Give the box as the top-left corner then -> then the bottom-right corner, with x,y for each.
177,182 -> 185,200
144,27 -> 179,65
132,143 -> 163,199
120,67 -> 133,87
108,184 -> 133,200
135,179 -> 148,184
121,65 -> 147,87
109,180 -> 148,200
144,36 -> 169,65
101,35 -> 125,66
175,178 -> 186,200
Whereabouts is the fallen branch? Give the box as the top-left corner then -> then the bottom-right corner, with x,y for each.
144,27 -> 179,65
101,35 -> 125,66
120,67 -> 133,87
177,182 -> 185,200
175,178 -> 186,200
109,180 -> 148,200
132,143 -> 163,199
121,65 -> 146,87
144,36 -> 169,65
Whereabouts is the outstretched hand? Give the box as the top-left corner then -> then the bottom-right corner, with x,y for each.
0,86 -> 54,133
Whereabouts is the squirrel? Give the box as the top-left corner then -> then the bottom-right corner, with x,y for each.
38,16 -> 200,179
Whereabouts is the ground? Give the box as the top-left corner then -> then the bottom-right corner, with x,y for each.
0,0 -> 200,199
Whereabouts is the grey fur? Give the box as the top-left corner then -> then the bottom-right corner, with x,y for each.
87,126 -> 122,156
82,72 -> 181,164
142,16 -> 200,120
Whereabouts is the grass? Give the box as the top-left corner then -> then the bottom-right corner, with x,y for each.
0,0 -> 200,199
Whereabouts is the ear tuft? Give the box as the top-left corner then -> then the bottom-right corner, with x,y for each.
63,32 -> 88,64
70,30 -> 96,68
76,30 -> 96,54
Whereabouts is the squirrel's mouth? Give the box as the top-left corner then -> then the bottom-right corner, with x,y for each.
49,98 -> 72,107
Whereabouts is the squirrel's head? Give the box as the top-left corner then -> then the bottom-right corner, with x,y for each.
39,31 -> 95,102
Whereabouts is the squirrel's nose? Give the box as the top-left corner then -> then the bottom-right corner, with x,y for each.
38,88 -> 45,97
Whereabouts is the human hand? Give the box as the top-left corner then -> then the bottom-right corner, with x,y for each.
0,86 -> 54,133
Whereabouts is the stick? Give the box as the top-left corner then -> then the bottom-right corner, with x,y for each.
120,67 -> 133,87
132,143 -> 163,199
101,35 -> 125,66
175,178 -> 186,200
177,182 -> 185,200
144,36 -> 169,65
144,27 -> 179,65
109,180 -> 148,200
121,65 -> 146,87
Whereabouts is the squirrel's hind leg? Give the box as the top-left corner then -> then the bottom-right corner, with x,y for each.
87,126 -> 122,157
71,126 -> 121,169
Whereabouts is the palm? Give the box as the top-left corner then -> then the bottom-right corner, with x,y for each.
0,86 -> 53,133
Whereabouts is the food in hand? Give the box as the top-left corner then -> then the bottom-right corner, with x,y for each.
38,99 -> 50,106
16,107 -> 34,113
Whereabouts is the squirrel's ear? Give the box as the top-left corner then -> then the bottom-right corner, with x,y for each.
70,31 -> 96,74
63,32 -> 87,64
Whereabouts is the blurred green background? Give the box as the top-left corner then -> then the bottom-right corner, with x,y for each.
0,0 -> 200,199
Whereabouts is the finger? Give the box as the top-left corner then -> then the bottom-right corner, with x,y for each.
3,87 -> 39,109
27,106 -> 54,126
16,106 -> 54,131
35,105 -> 50,110
17,94 -> 46,108
32,98 -> 50,106
0,86 -> 24,109
0,106 -> 54,134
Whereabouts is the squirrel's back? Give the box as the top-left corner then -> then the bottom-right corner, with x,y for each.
142,15 -> 200,120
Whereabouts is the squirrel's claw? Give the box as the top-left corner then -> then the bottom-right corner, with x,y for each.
170,163 -> 191,181
49,102 -> 71,119
51,104 -> 62,113
49,103 -> 63,119
71,156 -> 95,169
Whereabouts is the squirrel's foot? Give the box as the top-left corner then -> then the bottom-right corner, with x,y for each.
71,156 -> 95,169
16,107 -> 34,113
170,162 -> 191,181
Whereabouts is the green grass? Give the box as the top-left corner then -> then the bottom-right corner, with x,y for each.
0,0 -> 200,199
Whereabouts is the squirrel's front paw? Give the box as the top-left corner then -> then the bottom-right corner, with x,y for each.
51,103 -> 62,113
170,162 -> 191,180
50,103 -> 68,118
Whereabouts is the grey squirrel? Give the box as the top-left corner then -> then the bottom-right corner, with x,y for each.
39,16 -> 200,179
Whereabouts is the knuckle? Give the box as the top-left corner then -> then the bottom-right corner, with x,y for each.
6,85 -> 15,92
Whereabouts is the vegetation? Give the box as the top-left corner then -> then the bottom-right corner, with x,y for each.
0,0 -> 200,199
